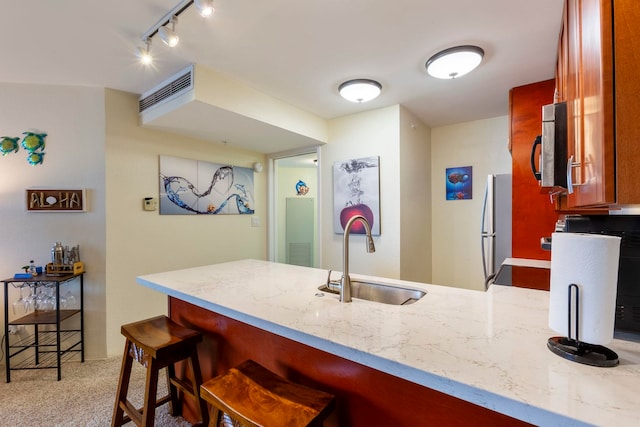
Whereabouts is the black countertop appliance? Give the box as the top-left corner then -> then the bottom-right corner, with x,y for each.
564,215 -> 640,336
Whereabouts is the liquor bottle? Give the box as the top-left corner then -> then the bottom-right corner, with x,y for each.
52,242 -> 64,265
29,260 -> 37,276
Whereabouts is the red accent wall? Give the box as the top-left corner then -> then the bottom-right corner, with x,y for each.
510,80 -> 559,262
170,298 -> 532,426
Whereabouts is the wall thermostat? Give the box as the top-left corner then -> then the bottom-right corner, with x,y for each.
143,197 -> 158,211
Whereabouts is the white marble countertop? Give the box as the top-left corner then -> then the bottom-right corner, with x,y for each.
137,259 -> 640,427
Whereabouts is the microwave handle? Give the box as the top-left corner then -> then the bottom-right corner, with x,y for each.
530,135 -> 542,181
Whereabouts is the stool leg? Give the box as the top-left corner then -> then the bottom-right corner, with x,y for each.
111,339 -> 134,427
142,356 -> 160,427
188,347 -> 209,426
166,362 -> 180,416
207,407 -> 221,427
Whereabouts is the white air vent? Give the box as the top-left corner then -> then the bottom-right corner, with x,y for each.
138,65 -> 194,113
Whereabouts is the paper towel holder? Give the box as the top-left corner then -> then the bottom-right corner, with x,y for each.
547,284 -> 619,367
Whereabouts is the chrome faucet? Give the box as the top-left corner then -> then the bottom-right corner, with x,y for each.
340,215 -> 376,303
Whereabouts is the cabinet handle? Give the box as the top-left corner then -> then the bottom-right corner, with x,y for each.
566,155 -> 585,194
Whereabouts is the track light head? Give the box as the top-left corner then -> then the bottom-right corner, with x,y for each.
158,16 -> 179,47
137,39 -> 152,65
195,0 -> 215,17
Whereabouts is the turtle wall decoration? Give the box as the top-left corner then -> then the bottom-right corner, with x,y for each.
0,131 -> 47,165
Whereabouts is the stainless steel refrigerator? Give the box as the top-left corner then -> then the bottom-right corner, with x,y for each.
481,174 -> 512,287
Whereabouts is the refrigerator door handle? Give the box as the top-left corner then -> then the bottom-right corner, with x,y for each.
481,180 -> 490,281
481,180 -> 489,235
481,175 -> 496,285
481,235 -> 488,281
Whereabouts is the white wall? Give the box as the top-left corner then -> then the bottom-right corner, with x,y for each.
399,107 -> 432,282
105,89 -> 267,357
320,105 -> 432,283
0,83 -> 107,359
321,106 -> 402,278
430,116 -> 511,290
0,86 -> 269,362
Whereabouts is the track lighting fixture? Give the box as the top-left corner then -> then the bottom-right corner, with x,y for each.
195,0 -> 215,17
137,0 -> 215,65
158,16 -> 180,47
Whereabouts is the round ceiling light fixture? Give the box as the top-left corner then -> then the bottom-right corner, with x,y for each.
338,79 -> 382,103
425,45 -> 484,79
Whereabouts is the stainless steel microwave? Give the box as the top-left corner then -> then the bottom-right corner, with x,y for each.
531,101 -> 567,189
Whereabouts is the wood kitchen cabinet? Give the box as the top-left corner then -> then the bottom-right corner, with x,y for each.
556,0 -> 640,208
509,80 -> 558,261
169,298 -> 532,427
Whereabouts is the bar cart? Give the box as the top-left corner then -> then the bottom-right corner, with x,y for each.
3,271 -> 84,382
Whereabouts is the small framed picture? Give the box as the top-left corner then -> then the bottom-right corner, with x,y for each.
26,189 -> 86,212
445,166 -> 472,200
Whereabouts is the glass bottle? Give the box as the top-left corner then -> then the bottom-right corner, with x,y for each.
29,260 -> 37,276
52,242 -> 64,265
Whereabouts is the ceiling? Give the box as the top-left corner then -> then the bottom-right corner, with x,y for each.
1,0 -> 564,147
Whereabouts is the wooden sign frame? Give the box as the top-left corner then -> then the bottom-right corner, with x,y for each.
26,189 -> 86,212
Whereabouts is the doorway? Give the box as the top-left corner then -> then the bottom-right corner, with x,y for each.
268,149 -> 319,267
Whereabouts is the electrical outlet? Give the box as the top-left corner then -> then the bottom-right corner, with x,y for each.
8,325 -> 18,335
251,216 -> 260,227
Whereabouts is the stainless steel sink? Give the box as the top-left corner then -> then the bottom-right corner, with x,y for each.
318,280 -> 426,305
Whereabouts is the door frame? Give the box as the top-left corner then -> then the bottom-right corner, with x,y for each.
267,146 -> 322,266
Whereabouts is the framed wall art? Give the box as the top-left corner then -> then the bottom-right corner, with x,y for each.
333,156 -> 380,235
159,155 -> 255,215
446,166 -> 472,200
26,189 -> 86,212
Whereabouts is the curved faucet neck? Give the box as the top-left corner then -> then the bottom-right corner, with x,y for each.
340,214 -> 375,303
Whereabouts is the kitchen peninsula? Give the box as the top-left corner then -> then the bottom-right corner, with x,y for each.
137,259 -> 640,426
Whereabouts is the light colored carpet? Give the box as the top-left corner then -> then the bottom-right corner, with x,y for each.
0,357 -> 193,427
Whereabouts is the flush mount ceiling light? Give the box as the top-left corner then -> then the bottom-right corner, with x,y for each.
338,79 -> 382,103
158,16 -> 180,47
137,0 -> 215,64
425,45 -> 484,79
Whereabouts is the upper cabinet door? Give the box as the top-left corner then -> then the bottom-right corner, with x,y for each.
558,0 -> 640,209
564,0 -> 582,205
565,0 -> 615,208
612,0 -> 640,205
555,3 -> 569,103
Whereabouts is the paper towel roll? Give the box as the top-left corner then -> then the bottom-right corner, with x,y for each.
549,232 -> 621,345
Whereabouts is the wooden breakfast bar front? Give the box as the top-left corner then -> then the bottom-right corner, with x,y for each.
136,259 -> 640,426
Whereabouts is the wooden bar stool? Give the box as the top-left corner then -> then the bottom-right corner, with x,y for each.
111,315 -> 208,427
200,359 -> 335,427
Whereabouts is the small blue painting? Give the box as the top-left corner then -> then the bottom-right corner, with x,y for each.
446,166 -> 472,200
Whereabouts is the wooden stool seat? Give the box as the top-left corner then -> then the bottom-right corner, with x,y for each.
111,315 -> 208,427
200,360 -> 335,427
